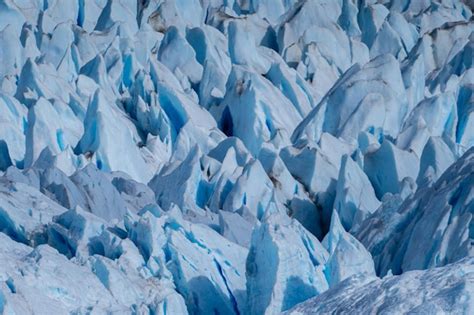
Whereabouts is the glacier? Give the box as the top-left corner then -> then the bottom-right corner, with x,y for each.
0,0 -> 473,314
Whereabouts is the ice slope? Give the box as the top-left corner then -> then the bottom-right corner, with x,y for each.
0,0 -> 472,314
284,257 -> 474,315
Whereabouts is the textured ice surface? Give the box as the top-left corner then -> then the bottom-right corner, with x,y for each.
284,257 -> 474,315
356,147 -> 474,276
0,0 -> 473,314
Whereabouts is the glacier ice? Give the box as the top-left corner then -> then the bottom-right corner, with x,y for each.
364,138 -> 420,198
321,211 -> 375,289
334,154 -> 380,231
356,147 -> 474,276
284,257 -> 474,315
246,208 -> 329,314
0,0 -> 472,314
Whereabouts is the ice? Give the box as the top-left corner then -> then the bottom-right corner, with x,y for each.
147,0 -> 203,34
223,159 -> 274,219
25,98 -> 70,167
0,176 -> 67,245
359,3 -> 390,48
287,8 -> 369,104
334,155 -> 381,231
165,218 -> 248,314
395,115 -> 431,157
284,257 -> 474,315
149,146 -> 204,211
337,0 -> 360,37
402,92 -> 458,141
110,172 -> 156,213
218,210 -> 255,248
395,149 -> 473,273
47,206 -> 107,259
128,209 -> 248,314
280,141 -> 340,225
401,51 -> 425,114
228,20 -> 271,74
418,22 -> 473,76
370,19 -> 406,60
0,0 -> 473,313
0,234 -> 118,313
15,59 -> 51,107
292,54 -> 409,144
368,11 -> 418,61
3,166 -> 35,187
70,164 -> 128,221
253,0 -> 295,24
278,0 -> 342,54
387,12 -> 418,54
364,139 -> 420,198
246,209 -> 329,314
208,136 -> 251,167
148,59 -> 218,134
288,196 -> 323,240
186,25 -> 232,108
42,23 -> 75,73
357,131 -> 381,155
0,1 -> 26,36
357,148 -> 474,276
258,144 -> 305,204
159,26 -> 203,85
38,164 -> 88,209
0,94 -> 27,170
457,68 -> 474,149
0,24 -> 22,82
217,65 -> 303,155
80,54 -> 115,95
77,0 -> 106,32
265,62 -> 315,117
417,137 -> 456,186
325,54 -> 408,140
95,0 -> 138,34
322,211 -> 375,288
76,90 -> 156,182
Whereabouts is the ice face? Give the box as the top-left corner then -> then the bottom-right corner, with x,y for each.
334,155 -> 381,231
0,0 -> 473,314
322,210 -> 376,288
246,209 -> 329,314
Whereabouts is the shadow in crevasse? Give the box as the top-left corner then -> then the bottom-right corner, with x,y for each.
0,140 -> 13,171
281,276 -> 319,313
184,276 -> 245,315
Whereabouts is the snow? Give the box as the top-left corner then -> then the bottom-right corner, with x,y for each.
0,0 -> 472,313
